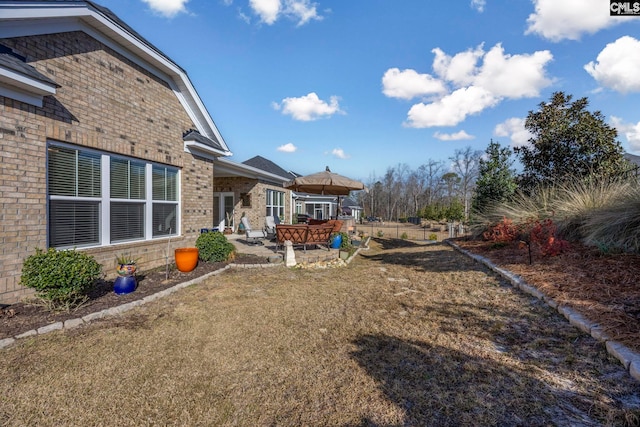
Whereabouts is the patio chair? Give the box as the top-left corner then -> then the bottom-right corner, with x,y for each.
212,219 -> 225,232
241,216 -> 266,244
265,216 -> 277,240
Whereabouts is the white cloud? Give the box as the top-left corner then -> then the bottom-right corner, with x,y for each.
250,0 -> 280,24
381,68 -> 447,100
432,45 -> 484,87
249,0 -> 321,26
393,43 -> 552,128
470,0 -> 486,13
585,36 -> 640,94
525,0 -> 624,42
277,143 -> 297,153
141,0 -> 189,17
330,148 -> 349,159
405,86 -> 498,127
433,130 -> 474,141
475,44 -> 553,98
611,116 -> 640,152
273,92 -> 342,121
286,0 -> 321,26
494,117 -> 533,148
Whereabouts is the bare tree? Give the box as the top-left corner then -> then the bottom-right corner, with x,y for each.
422,160 -> 445,206
449,147 -> 482,219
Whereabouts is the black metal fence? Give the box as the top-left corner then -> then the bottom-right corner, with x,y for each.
355,221 -> 467,242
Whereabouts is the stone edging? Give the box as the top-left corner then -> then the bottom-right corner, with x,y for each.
0,262 -> 282,350
446,240 -> 640,382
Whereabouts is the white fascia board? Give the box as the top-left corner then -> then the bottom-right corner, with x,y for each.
183,140 -> 230,160
0,66 -> 57,95
0,84 -> 44,106
0,2 -> 230,153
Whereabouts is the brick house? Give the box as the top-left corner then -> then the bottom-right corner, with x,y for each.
211,155 -> 297,234
0,0 -> 271,303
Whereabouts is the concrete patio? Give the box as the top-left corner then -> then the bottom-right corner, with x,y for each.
225,232 -> 341,264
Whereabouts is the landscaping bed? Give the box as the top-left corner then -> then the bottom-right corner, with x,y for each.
0,253 -> 266,339
453,237 -> 640,354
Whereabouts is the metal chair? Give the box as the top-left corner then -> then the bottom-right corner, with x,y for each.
241,216 -> 266,244
265,216 -> 277,240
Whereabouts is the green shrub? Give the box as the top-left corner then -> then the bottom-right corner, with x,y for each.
428,233 -> 438,241
20,248 -> 102,310
400,232 -> 408,240
377,230 -> 384,238
196,231 -> 235,262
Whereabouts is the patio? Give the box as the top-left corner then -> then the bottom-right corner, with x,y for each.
226,232 -> 343,264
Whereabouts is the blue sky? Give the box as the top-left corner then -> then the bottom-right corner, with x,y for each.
99,0 -> 640,182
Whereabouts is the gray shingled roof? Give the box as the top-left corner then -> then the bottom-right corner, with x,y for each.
0,48 -> 59,87
182,129 -> 224,152
243,156 -> 298,179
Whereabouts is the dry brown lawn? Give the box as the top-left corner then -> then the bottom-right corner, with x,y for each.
1,239 -> 639,426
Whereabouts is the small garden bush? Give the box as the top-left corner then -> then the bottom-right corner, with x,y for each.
196,231 -> 235,262
20,248 -> 102,310
400,232 -> 408,240
428,233 -> 438,241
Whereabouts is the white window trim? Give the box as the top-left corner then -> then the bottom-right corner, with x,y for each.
48,141 -> 180,249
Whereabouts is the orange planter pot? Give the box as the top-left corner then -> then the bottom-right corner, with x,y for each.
175,247 -> 199,272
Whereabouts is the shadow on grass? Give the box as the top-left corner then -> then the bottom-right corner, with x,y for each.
360,243 -> 488,274
348,333 -> 636,427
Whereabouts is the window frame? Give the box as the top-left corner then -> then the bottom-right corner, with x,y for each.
47,141 -> 180,249
265,188 -> 285,220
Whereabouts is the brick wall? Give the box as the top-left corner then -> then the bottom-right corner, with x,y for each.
213,177 -> 292,231
0,31 -> 215,303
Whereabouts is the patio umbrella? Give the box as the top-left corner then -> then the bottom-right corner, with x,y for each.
284,167 -> 366,196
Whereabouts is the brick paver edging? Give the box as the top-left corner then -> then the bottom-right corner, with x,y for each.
0,262 -> 282,350
446,240 -> 640,382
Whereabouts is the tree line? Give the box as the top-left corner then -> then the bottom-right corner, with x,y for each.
356,92 -> 635,222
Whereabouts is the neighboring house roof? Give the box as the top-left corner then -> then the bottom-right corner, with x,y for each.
0,0 -> 231,157
341,197 -> 362,209
214,157 -> 293,184
243,155 -> 298,179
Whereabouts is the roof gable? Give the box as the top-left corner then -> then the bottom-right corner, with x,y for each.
0,0 -> 230,156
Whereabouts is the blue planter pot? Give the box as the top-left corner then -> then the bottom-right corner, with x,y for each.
114,275 -> 137,295
330,234 -> 342,249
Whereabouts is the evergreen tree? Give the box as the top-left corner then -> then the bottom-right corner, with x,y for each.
472,140 -> 517,214
515,92 -> 626,190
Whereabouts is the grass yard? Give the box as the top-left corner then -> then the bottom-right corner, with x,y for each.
1,239 -> 638,426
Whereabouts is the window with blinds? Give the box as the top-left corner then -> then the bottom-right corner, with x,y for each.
110,158 -> 145,243
47,142 -> 179,248
48,146 -> 101,247
152,165 -> 178,237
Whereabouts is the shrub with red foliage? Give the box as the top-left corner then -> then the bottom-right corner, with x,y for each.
529,218 -> 570,257
482,217 -> 520,243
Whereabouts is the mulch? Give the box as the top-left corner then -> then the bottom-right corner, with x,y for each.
0,253 -> 266,340
454,237 -> 640,354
